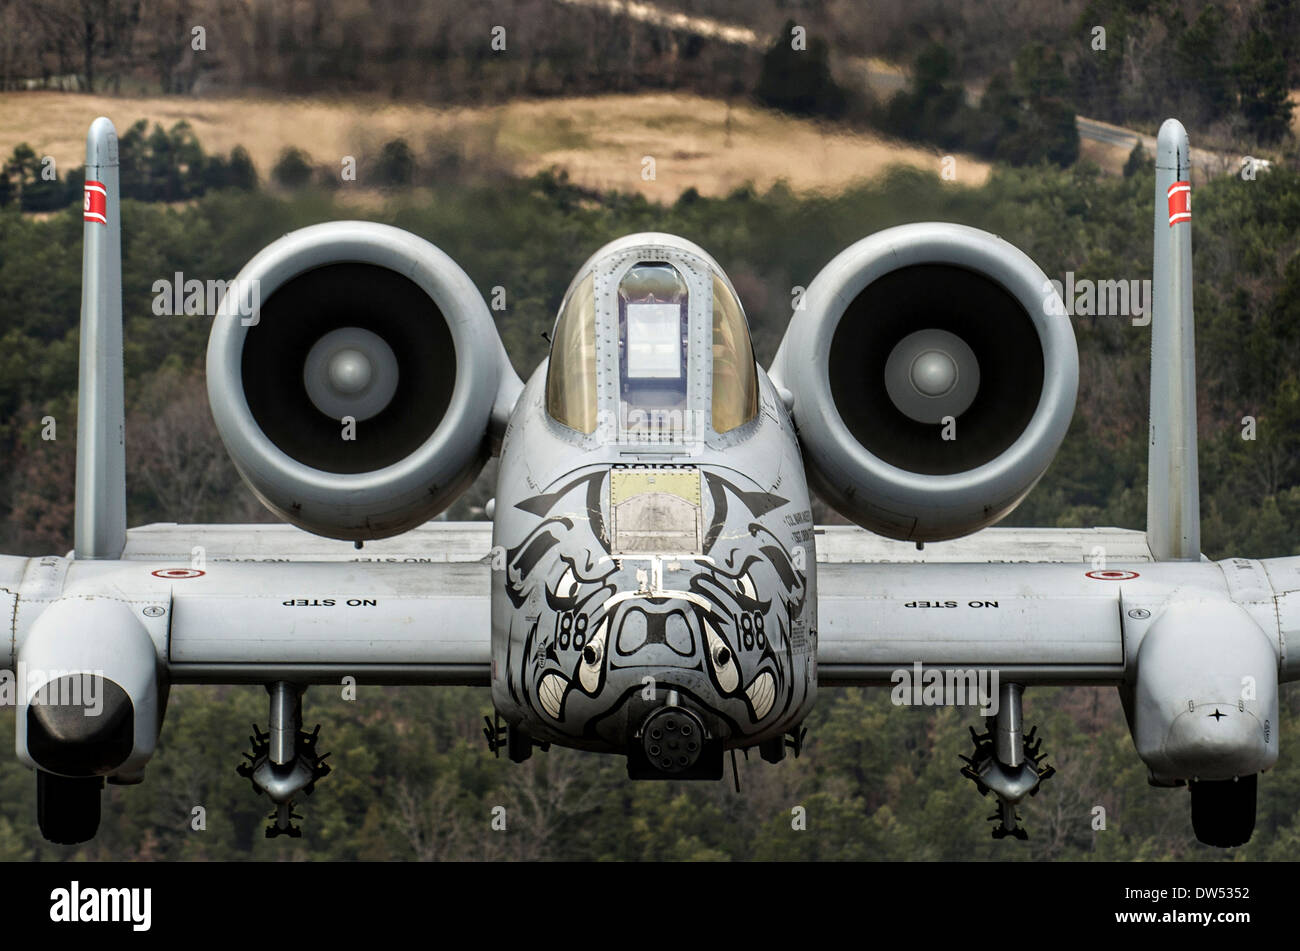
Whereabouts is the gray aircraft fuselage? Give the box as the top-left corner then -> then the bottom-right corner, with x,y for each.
489,234 -> 817,769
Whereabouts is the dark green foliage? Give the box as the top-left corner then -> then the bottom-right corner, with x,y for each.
1123,142 -> 1152,178
118,120 -> 209,203
884,44 -> 978,152
0,123 -> 259,215
1052,0 -> 1300,148
226,147 -> 258,191
1235,29 -> 1295,144
882,43 -> 1079,168
200,145 -> 259,193
371,139 -> 415,188
272,147 -> 314,189
754,20 -> 849,119
983,46 -> 1080,168
1174,5 -> 1233,126
3,146 -> 1300,859
3,144 -> 68,212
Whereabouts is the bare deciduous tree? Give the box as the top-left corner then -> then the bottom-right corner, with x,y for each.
126,365 -> 268,524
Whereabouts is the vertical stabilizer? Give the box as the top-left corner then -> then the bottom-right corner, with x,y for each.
1146,118 -> 1200,561
73,117 -> 126,559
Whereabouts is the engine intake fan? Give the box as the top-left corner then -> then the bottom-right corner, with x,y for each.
207,222 -> 521,540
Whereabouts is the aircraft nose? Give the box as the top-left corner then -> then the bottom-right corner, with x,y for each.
609,597 -> 701,667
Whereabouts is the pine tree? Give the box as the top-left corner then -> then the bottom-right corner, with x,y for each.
1235,29 -> 1294,144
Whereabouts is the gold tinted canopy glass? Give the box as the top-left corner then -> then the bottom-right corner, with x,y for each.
711,273 -> 759,433
545,271 -> 598,433
545,260 -> 758,438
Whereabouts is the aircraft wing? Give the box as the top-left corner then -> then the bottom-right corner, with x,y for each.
6,522 -> 495,686
10,522 -> 1217,690
119,520 -> 496,564
38,522 -> 1297,690
52,521 -> 1292,692
135,521 -> 493,685
812,526 -> 1299,688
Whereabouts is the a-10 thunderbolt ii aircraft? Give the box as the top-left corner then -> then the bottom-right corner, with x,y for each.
1,115 -> 1292,850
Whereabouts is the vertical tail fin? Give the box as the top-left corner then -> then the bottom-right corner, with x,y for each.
73,117 -> 126,559
1146,118 -> 1200,561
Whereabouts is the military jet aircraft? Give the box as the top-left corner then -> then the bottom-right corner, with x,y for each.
1,116 -> 1291,849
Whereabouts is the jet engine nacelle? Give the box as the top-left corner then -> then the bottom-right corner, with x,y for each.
207,222 -> 521,540
772,223 -> 1078,541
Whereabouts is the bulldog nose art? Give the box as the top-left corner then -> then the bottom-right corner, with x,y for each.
612,599 -> 696,659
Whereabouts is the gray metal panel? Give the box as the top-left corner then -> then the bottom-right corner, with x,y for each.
1263,556 -> 1300,681
1218,558 -> 1281,669
167,561 -> 490,665
0,581 -> 15,670
121,521 -> 494,562
815,525 -> 1153,564
167,663 -> 489,686
1146,118 -> 1200,561
74,117 -> 127,559
816,562 -> 1126,674
122,523 -> 1154,566
0,554 -> 22,669
0,555 -> 25,589
6,556 -> 71,670
818,664 -> 1125,687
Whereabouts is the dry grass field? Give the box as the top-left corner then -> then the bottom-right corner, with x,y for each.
0,91 -> 991,198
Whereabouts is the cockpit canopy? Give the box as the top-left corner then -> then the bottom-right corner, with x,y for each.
545,240 -> 759,441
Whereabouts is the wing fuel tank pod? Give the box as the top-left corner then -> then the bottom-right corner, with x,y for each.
16,597 -> 161,781
771,223 -> 1078,541
207,222 -> 522,540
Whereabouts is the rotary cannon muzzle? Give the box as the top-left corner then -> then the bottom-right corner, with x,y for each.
640,706 -> 706,774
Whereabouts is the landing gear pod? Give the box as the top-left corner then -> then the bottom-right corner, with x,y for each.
16,597 -> 162,843
207,222 -> 521,541
1132,601 -> 1279,846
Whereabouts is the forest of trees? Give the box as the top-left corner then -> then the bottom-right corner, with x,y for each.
1,129 -> 1300,857
0,0 -> 1297,863
877,42 -> 1082,167
778,0 -> 1299,144
0,0 -> 758,100
1,0 -> 1295,157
